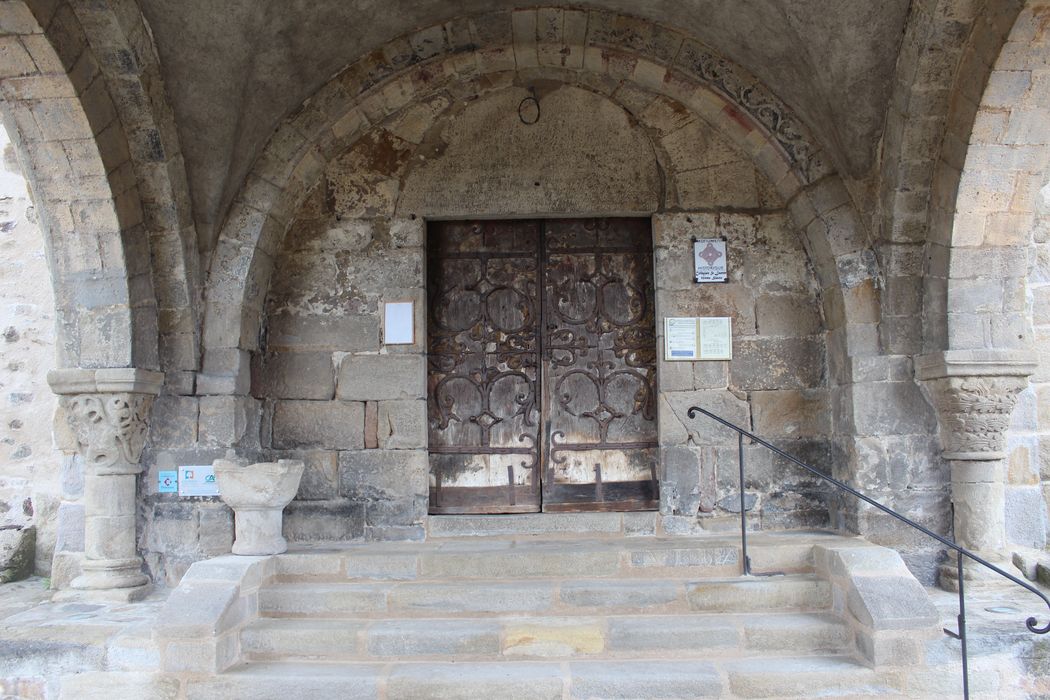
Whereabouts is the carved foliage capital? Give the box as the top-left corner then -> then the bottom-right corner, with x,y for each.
64,392 -> 155,470
922,375 -> 1029,460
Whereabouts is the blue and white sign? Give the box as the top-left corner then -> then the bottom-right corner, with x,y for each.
158,470 -> 178,494
178,465 -> 220,497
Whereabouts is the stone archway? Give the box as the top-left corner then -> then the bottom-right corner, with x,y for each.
191,8 -> 900,549
917,0 -> 1050,584
0,0 -> 197,595
199,7 -> 881,401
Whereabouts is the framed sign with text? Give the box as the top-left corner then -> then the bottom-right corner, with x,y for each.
693,238 -> 728,283
664,317 -> 733,361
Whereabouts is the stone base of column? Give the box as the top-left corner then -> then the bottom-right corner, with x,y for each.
51,557 -> 152,602
938,551 -> 1013,593
53,583 -> 151,603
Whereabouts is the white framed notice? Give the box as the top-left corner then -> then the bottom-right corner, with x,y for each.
383,301 -> 415,345
693,238 -> 728,283
664,317 -> 733,361
665,317 -> 699,360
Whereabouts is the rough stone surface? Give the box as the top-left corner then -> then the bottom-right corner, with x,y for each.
0,124 -> 61,577
336,355 -> 425,401
0,525 -> 35,582
272,401 -> 364,450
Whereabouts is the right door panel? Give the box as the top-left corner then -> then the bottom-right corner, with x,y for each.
541,218 -> 659,511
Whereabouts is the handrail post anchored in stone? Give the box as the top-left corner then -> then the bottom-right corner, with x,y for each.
916,349 -> 1038,591
47,367 -> 164,602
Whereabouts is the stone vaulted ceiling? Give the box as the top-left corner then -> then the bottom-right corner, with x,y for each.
136,0 -> 912,248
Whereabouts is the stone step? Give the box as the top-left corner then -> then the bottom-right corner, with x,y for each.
187,657 -> 895,699
724,655 -> 900,697
258,574 -> 832,618
241,611 -> 851,661
274,534 -> 817,582
425,512 -> 658,538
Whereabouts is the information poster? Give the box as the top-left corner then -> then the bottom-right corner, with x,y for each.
665,317 -> 699,359
664,317 -> 733,361
693,238 -> 728,283
178,465 -> 220,497
698,317 -> 733,359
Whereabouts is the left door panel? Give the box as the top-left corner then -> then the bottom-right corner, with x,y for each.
427,221 -> 542,513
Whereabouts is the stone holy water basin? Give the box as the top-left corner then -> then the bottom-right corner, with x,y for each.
213,458 -> 304,556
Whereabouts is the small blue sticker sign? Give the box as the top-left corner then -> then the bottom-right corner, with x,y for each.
158,470 -> 178,493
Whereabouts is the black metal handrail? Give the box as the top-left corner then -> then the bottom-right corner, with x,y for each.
687,406 -> 1050,699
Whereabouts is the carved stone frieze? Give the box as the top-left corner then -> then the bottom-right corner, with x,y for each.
921,375 -> 1028,460
674,40 -> 824,181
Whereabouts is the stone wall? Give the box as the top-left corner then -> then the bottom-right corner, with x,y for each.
0,123 -> 64,576
259,208 -> 428,543
654,212 -> 831,531
250,81 -> 837,546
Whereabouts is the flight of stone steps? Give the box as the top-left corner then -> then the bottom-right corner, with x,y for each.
189,514 -> 924,698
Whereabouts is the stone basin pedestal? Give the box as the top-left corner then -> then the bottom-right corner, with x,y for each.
214,458 -> 304,555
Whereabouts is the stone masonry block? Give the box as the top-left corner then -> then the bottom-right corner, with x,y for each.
661,390 -> 750,447
339,450 -> 428,501
155,580 -> 239,638
377,399 -> 427,449
851,381 -> 936,437
272,400 -> 364,449
198,395 -> 258,447
846,575 -> 937,631
150,395 -> 199,448
661,445 -> 702,516
58,672 -> 180,700
275,450 -> 340,500
730,338 -> 824,391
337,354 -> 425,400
252,351 -> 336,400
267,313 -> 380,352
751,390 -> 830,438
283,499 -> 365,542
755,294 -> 822,337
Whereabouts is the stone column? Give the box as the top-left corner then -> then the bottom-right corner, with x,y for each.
916,350 -> 1037,590
48,368 -> 164,601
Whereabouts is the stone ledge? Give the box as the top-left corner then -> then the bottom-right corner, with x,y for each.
48,367 -> 165,395
915,349 -> 1038,381
154,554 -> 276,673
815,540 -> 939,667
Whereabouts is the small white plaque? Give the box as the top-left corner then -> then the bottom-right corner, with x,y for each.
664,317 -> 733,361
693,238 -> 728,283
383,301 -> 415,345
178,465 -> 220,497
665,317 -> 699,360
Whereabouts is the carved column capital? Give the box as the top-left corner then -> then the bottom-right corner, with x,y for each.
62,393 -> 155,472
48,368 -> 164,472
916,350 -> 1037,461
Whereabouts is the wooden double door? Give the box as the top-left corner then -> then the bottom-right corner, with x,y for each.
426,218 -> 658,514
